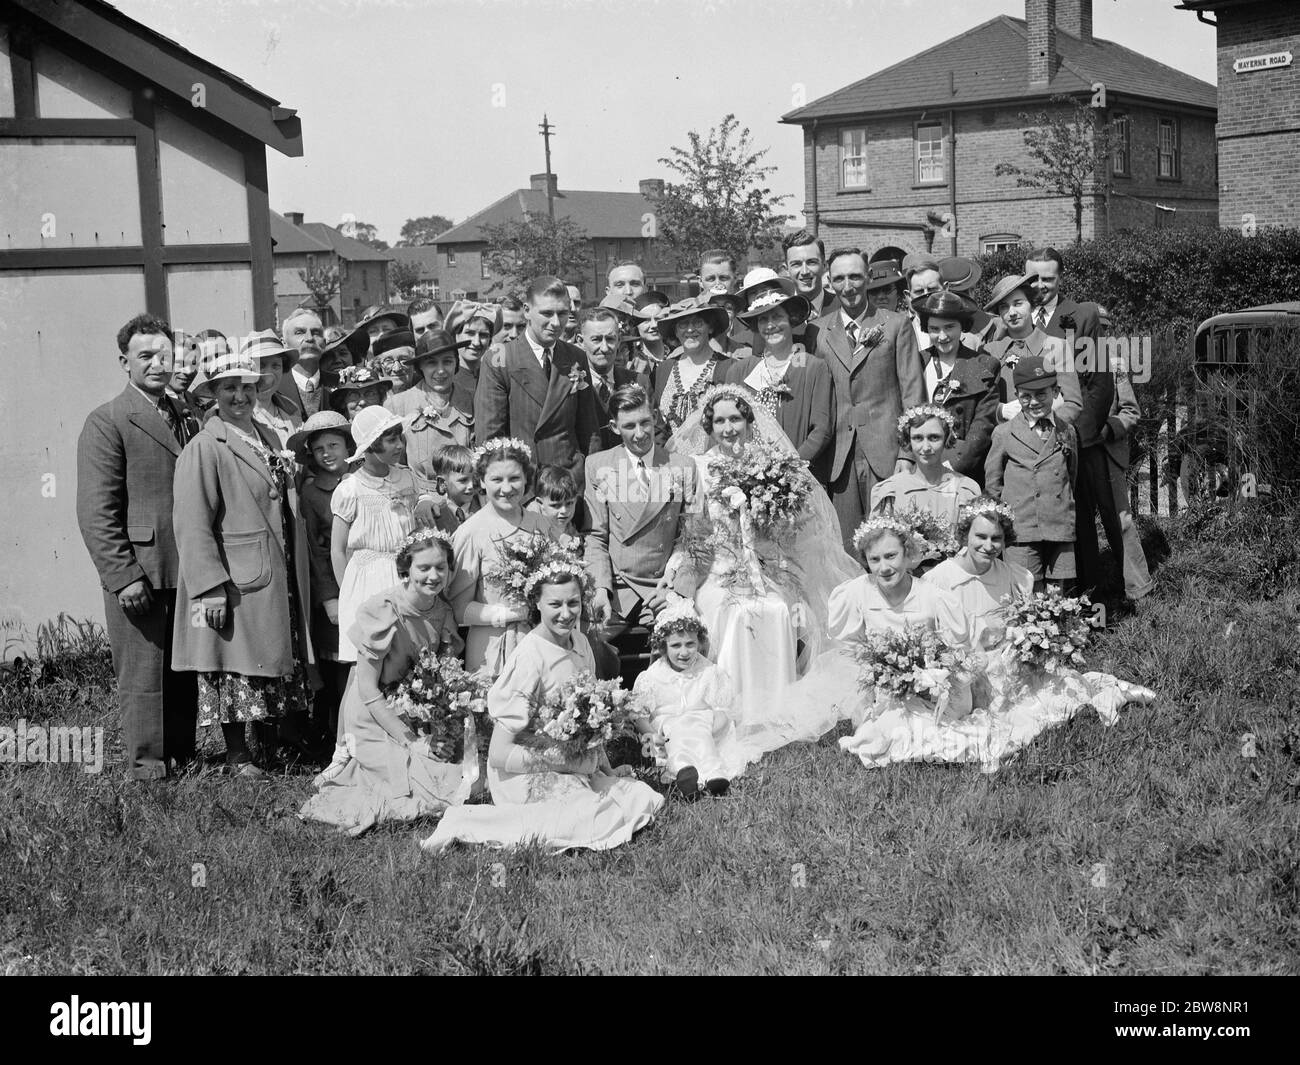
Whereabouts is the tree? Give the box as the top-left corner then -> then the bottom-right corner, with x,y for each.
341,219 -> 389,250
994,94 -> 1117,245
479,215 -> 594,295
389,259 -> 424,300
397,215 -> 455,246
298,261 -> 339,316
653,113 -> 791,272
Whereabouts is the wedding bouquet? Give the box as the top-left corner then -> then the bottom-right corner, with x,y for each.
705,437 -> 814,534
386,649 -> 491,760
485,532 -> 579,607
854,625 -> 973,711
998,589 -> 1093,673
528,671 -> 647,759
893,503 -> 960,558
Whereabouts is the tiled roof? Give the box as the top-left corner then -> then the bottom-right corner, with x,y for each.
299,223 -> 394,262
435,188 -> 656,245
269,211 -> 333,255
782,15 -> 1216,123
388,246 -> 442,280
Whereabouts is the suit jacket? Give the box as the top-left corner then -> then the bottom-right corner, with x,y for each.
816,306 -> 926,482
474,335 -> 602,488
283,368 -> 339,419
582,445 -> 697,604
1043,297 -> 1113,449
170,417 -> 314,676
76,385 -> 192,594
985,413 -> 1078,542
1103,370 -> 1141,471
723,348 -> 836,482
925,344 -> 1000,481
590,364 -> 641,450
985,329 -> 1084,426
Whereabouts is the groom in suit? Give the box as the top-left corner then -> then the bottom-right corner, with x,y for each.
818,248 -> 927,549
76,313 -> 198,781
475,275 -> 601,490
584,384 -> 698,638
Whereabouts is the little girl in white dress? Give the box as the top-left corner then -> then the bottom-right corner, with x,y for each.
632,603 -> 740,799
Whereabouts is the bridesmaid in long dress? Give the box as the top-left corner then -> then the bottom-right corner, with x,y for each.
448,439 -> 560,677
301,530 -> 468,834
423,563 -> 663,853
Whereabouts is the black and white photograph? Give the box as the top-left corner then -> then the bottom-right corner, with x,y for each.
0,0 -> 1296,999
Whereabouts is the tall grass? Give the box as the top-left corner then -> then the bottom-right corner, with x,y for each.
1,505 -> 1297,974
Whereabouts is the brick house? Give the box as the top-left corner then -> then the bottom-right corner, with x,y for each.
781,0 -> 1218,259
1177,0 -> 1300,231
275,213 -> 393,326
269,209 -> 337,326
387,245 -> 441,302
432,174 -> 687,301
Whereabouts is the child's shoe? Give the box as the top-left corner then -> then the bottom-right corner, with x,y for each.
670,766 -> 700,801
705,777 -> 730,797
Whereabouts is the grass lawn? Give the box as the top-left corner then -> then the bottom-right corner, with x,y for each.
3,509 -> 1298,975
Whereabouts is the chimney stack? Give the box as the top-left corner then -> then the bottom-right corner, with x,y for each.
285,211 -> 304,226
1057,0 -> 1093,43
529,172 -> 559,196
639,178 -> 665,199
1026,0 -> 1059,87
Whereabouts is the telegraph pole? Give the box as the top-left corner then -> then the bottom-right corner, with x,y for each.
539,114 -> 556,222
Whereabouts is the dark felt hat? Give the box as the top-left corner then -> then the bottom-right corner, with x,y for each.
403,327 -> 471,366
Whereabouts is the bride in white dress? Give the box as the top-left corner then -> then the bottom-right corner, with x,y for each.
667,384 -> 859,746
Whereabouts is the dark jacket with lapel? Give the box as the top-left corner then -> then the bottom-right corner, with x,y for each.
76,385 -> 190,594
816,306 -> 926,482
474,334 -> 601,487
926,344 -> 1000,481
1044,297 -> 1113,449
723,347 -> 836,482
591,364 -> 641,450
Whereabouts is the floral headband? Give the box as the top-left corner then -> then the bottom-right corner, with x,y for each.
397,527 -> 454,557
958,498 -> 1016,526
521,558 -> 593,602
851,516 -> 923,556
896,403 -> 959,437
650,602 -> 708,645
472,437 -> 533,463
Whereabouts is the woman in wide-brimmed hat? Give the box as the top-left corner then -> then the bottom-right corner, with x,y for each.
722,268 -> 835,483
444,299 -> 503,394
171,349 -> 316,778
651,296 -> 733,433
329,362 -> 394,422
388,328 -> 475,479
239,330 -> 303,449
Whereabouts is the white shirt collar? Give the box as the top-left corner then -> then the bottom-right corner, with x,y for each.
524,331 -> 551,368
624,445 -> 652,468
291,365 -> 319,387
1037,294 -> 1059,322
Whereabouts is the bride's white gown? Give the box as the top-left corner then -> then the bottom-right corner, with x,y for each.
690,452 -> 801,734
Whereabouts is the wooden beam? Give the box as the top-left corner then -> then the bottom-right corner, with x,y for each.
132,88 -> 166,319
162,243 -> 253,265
0,118 -> 138,136
243,142 -> 274,327
7,18 -> 36,118
0,247 -> 146,268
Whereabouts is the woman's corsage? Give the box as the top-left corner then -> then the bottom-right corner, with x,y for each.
567,362 -> 588,391
861,323 -> 885,349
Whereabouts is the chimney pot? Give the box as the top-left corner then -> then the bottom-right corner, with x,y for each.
1026,0 -> 1059,87
286,211 -> 304,226
639,178 -> 665,198
1057,0 -> 1093,43
529,172 -> 559,195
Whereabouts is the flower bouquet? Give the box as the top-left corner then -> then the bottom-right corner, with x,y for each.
998,589 -> 1093,675
528,671 -> 647,760
386,649 -> 491,761
705,436 -> 814,535
893,503 -> 960,559
854,624 -> 974,721
485,531 -> 573,607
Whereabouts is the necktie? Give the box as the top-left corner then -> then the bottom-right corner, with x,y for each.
846,320 -> 861,349
541,348 -> 553,377
631,458 -> 649,501
1034,307 -> 1047,330
598,377 -> 611,407
301,377 -> 317,394
455,506 -> 466,524
1034,418 -> 1053,440
158,397 -> 184,445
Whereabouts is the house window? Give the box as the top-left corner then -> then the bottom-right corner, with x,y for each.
839,128 -> 868,189
1111,113 -> 1130,177
1157,117 -> 1180,179
915,123 -> 945,184
981,234 -> 1022,253
451,289 -> 467,301
446,248 -> 457,266
480,254 -> 490,280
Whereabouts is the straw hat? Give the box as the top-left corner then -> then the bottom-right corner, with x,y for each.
983,272 -> 1041,312
937,256 -> 982,293
330,362 -> 394,399
656,297 -> 730,347
287,410 -> 354,463
347,405 -> 406,461
239,329 -> 299,372
194,350 -> 259,398
735,267 -> 810,327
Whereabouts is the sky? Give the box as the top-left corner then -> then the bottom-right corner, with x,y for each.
111,0 -> 1218,243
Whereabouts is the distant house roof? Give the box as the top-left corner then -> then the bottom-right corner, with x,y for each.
300,223 -> 394,262
11,0 -> 303,156
388,246 -> 441,280
435,188 -> 655,245
269,211 -> 333,255
782,15 -> 1217,124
